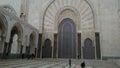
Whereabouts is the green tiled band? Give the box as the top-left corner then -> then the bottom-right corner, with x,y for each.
102,56 -> 120,60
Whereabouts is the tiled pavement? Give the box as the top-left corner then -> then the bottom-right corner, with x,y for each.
0,59 -> 119,68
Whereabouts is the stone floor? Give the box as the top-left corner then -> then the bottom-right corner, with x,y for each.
0,59 -> 119,68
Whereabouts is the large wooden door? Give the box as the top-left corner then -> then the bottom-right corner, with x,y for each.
58,18 -> 76,58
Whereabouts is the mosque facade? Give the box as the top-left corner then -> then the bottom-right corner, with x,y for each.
0,0 -> 120,60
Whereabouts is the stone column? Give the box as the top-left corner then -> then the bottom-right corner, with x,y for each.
20,45 -> 23,58
52,46 -> 53,58
0,34 -> 7,59
77,33 -> 81,59
17,39 -> 22,58
0,35 -> 5,58
53,34 -> 57,58
37,34 -> 42,58
7,42 -> 12,56
34,48 -> 37,58
2,42 -> 8,59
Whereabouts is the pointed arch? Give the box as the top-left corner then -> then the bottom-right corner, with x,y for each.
43,0 -> 94,33
42,39 -> 52,58
29,31 -> 37,56
7,23 -> 23,58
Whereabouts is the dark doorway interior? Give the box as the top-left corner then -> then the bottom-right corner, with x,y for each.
53,34 -> 57,58
95,32 -> 101,59
78,33 -> 81,59
83,38 -> 95,59
42,39 -> 52,58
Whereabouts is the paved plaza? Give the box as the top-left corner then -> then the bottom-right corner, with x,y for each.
0,59 -> 119,68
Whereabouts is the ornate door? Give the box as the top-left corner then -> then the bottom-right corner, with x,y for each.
58,18 -> 76,58
42,39 -> 52,58
83,38 -> 95,59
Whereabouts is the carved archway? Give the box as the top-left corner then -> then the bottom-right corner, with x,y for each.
42,0 -> 99,59
7,23 -> 23,58
29,31 -> 37,57
43,0 -> 94,33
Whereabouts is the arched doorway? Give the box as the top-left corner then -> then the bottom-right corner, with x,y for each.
7,24 -> 23,58
58,18 -> 76,58
42,39 -> 52,58
29,32 -> 36,57
83,38 -> 95,59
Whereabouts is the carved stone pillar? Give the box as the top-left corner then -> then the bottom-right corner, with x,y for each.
53,34 -> 57,58
37,34 -> 42,58
0,35 -> 6,59
35,48 -> 37,58
20,45 -> 23,58
7,42 -> 12,56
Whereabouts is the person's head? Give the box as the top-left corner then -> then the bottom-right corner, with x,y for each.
82,61 -> 85,63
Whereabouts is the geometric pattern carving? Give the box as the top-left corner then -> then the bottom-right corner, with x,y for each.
43,0 -> 94,32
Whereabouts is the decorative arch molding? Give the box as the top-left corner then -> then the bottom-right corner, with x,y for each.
84,38 -> 93,47
11,23 -> 23,41
43,0 -> 95,33
1,5 -> 16,15
56,7 -> 80,32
